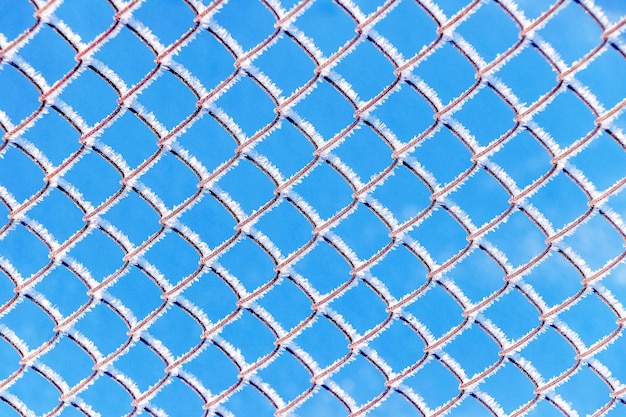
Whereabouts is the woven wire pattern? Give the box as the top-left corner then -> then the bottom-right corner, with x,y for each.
1,0 -> 626,415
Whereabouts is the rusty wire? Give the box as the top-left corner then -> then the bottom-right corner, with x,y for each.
1,0 -> 626,415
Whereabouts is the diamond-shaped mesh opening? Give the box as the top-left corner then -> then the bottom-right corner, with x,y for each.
371,164 -> 431,224
559,291 -> 618,347
24,109 -> 80,166
139,70 -> 198,130
413,127 -> 473,186
554,365 -> 612,416
404,357 -> 460,410
2,0 -> 626,415
452,86 -> 516,147
329,281 -> 388,335
19,25 -> 77,85
224,383 -> 277,417
63,150 -> 122,208
490,129 -> 552,190
2,297 -> 55,348
496,43 -> 557,106
520,325 -> 577,382
215,0 -> 276,52
480,361 -> 537,414
373,83 -> 434,143
487,209 -> 546,267
149,303 -> 203,358
144,231 -> 200,285
73,302 -> 128,357
133,0 -> 196,47
219,235 -> 276,291
532,88 -> 596,148
220,309 -> 277,363
578,45 -> 626,109
28,187 -> 84,243
0,223 -> 50,278
95,26 -> 155,87
529,171 -> 589,231
570,132 -> 626,191
294,161 -> 354,220
563,213 -> 624,271
257,349 -> 312,402
538,2 -> 603,65
444,323 -> 500,378
335,39 -> 396,101
178,193 -> 236,249
409,207 -> 468,265
450,168 -> 511,227
68,228 -> 126,281
59,68 -> 119,126
80,373 -> 134,416
98,110 -> 158,167
175,29 -> 234,92
405,284 -> 463,340
483,288 -> 540,342
295,314 -> 350,369
218,157 -> 276,215
103,190 -> 161,245
524,251 -> 582,308
181,270 -> 238,323
370,243 -> 428,300
6,368 -> 60,416
258,277 -> 312,331
0,64 -> 40,124
256,200 -> 313,257
140,151 -> 198,209
34,265 -> 90,317
183,342 -> 239,395
40,335 -> 93,387
254,33 -> 315,97
108,266 -> 163,323
413,42 -> 476,105
295,0 -> 355,57
216,75 -> 276,137
333,203 -> 391,261
334,125 -> 392,182
152,376 -> 206,417
456,1 -> 519,63
54,0 -> 114,43
373,0 -> 437,59
331,353 -> 386,406
368,318 -> 426,372
254,121 -> 315,179
295,79 -> 356,140
446,248 -> 505,304
0,1 -> 35,40
175,114 -> 237,172
294,239 -> 352,295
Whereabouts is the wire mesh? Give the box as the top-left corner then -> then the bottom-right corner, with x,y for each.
1,0 -> 626,415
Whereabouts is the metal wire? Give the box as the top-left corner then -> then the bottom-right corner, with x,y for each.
1,0 -> 626,415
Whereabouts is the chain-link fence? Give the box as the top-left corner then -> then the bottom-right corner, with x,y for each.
1,0 -> 626,415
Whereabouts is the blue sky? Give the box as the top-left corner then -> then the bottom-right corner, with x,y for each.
1,0 -> 626,416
